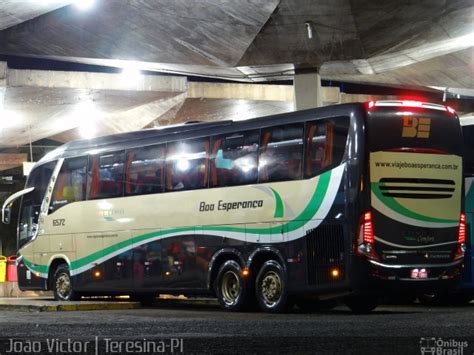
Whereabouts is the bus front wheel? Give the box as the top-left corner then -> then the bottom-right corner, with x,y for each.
53,264 -> 80,301
256,260 -> 290,313
344,295 -> 378,314
215,260 -> 252,311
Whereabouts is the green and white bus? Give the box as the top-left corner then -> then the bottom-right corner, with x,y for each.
2,100 -> 466,313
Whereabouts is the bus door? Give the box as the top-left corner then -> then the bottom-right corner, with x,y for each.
16,161 -> 57,289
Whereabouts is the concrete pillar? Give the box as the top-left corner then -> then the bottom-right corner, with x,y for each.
293,71 -> 322,110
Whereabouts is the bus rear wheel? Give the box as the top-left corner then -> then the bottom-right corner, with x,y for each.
256,260 -> 290,313
53,264 -> 80,301
215,260 -> 252,311
344,295 -> 378,314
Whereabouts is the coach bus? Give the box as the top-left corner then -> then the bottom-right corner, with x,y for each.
1,100 -> 465,313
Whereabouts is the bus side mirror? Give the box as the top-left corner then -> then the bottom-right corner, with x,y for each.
2,207 -> 11,225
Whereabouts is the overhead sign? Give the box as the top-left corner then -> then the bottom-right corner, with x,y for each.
0,154 -> 28,172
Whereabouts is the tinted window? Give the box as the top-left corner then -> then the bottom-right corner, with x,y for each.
125,145 -> 165,195
88,152 -> 125,199
463,125 -> 474,175
210,130 -> 259,187
26,161 -> 56,206
259,124 -> 303,182
305,118 -> 349,178
50,157 -> 88,213
165,138 -> 209,191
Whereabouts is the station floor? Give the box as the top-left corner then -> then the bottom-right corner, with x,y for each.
0,298 -> 472,354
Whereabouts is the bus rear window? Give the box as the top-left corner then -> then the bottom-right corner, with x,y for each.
368,109 -> 463,155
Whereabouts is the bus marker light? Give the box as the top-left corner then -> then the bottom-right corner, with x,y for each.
367,101 -> 376,109
330,268 -> 340,278
165,271 -> 171,276
242,269 -> 250,277
446,106 -> 456,115
93,271 -> 101,278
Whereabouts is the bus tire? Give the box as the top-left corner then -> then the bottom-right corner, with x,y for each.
53,264 -> 80,301
255,260 -> 290,313
215,260 -> 252,312
345,295 -> 378,314
418,292 -> 449,306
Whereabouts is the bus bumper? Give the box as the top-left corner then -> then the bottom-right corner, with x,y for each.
365,259 -> 463,293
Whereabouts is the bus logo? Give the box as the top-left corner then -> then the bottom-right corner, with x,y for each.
402,117 -> 431,138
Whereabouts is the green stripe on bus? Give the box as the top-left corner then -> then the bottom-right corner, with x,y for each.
371,182 -> 457,224
23,258 -> 48,274
270,187 -> 284,218
28,169 -> 334,273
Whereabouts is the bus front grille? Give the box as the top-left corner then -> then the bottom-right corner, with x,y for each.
378,178 -> 455,199
306,224 -> 345,285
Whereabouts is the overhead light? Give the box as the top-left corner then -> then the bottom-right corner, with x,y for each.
305,21 -> 313,39
0,110 -> 22,131
74,0 -> 95,10
120,62 -> 142,82
69,101 -> 100,139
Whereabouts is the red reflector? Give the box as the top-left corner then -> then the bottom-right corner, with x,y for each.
363,211 -> 374,244
458,213 -> 466,244
446,106 -> 456,115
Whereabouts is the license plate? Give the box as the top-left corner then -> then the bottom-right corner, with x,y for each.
410,268 -> 428,279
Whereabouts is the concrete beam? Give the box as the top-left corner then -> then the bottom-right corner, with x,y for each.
294,72 -> 322,110
0,62 -> 6,87
7,69 -> 187,92
188,82 -> 293,101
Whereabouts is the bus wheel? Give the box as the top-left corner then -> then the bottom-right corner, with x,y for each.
418,292 -> 449,306
215,260 -> 251,311
256,260 -> 290,313
344,295 -> 378,314
53,264 -> 80,301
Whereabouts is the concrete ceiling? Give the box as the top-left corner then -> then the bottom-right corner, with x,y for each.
0,1 -> 72,31
0,0 -> 471,90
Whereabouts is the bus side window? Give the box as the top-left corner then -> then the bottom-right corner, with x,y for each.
165,138 -> 210,192
87,152 -> 125,200
50,157 -> 88,213
305,118 -> 349,178
125,145 -> 165,196
259,124 -> 304,183
210,130 -> 259,187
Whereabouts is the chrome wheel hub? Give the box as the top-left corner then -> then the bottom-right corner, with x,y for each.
221,270 -> 241,305
56,273 -> 71,300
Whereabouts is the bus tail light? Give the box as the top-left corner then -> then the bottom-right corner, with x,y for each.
356,211 -> 378,260
455,213 -> 467,260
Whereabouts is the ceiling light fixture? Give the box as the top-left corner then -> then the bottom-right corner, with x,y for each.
74,0 -> 95,10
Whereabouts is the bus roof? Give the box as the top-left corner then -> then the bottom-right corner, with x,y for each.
38,102 -> 365,165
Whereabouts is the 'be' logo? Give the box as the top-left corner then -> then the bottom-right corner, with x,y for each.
402,117 -> 431,138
